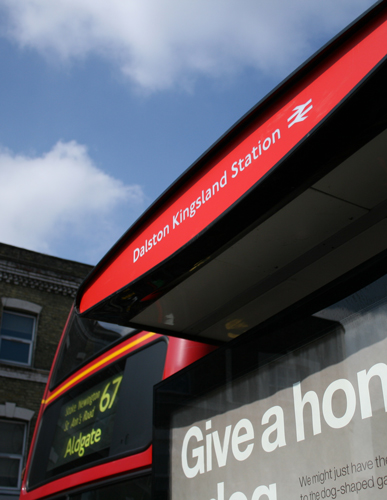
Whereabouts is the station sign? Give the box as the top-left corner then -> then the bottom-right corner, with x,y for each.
78,2 -> 387,319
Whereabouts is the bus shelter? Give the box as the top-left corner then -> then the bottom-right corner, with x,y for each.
76,2 -> 387,500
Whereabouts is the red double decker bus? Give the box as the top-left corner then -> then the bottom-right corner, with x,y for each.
19,303 -> 214,500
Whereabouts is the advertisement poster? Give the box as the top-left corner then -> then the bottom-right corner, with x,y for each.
171,298 -> 387,500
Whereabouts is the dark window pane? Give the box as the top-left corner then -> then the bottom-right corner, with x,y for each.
1,312 -> 34,340
0,421 -> 25,454
0,338 -> 30,364
0,457 -> 20,488
51,311 -> 136,389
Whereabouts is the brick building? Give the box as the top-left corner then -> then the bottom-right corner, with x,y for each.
0,243 -> 92,500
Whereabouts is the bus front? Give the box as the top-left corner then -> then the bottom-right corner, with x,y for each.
20,306 -> 213,500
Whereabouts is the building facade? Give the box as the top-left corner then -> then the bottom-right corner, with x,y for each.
0,243 -> 92,500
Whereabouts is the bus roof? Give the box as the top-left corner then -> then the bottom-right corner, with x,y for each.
76,0 -> 387,343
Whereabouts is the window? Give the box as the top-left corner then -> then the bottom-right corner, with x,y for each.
0,419 -> 27,490
0,298 -> 41,367
0,311 -> 36,365
28,339 -> 167,488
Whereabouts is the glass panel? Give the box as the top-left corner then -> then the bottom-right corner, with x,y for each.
156,268 -> 387,500
51,310 -> 137,388
0,421 -> 25,454
1,312 -> 34,340
0,457 -> 20,488
0,338 -> 30,364
28,340 -> 167,488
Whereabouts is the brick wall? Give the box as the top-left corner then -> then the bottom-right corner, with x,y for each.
0,243 -> 93,495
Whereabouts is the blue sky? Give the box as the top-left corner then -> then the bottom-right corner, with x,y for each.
0,0 -> 376,264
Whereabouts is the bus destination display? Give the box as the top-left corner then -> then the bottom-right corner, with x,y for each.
48,371 -> 123,471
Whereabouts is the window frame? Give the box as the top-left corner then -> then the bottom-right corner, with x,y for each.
0,298 -> 42,367
0,418 -> 28,492
0,310 -> 36,367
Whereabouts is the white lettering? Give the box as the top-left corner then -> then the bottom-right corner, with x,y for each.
210,482 -> 277,500
261,406 -> 286,452
220,170 -> 227,188
252,483 -> 277,500
231,418 -> 254,461
293,381 -> 322,442
181,426 -> 204,478
213,425 -> 231,468
358,362 -> 387,418
322,379 -> 356,429
230,492 -> 247,500
211,482 -> 224,500
263,137 -> 271,150
206,420 -> 212,472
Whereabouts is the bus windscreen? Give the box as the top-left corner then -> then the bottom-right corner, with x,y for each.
28,339 -> 167,490
51,309 -> 137,389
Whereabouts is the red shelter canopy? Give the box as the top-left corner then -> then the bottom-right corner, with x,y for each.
77,1 -> 387,343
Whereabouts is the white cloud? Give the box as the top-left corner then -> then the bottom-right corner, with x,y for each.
0,141 -> 145,262
0,0 -> 375,91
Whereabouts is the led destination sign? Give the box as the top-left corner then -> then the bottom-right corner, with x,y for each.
48,371 -> 123,471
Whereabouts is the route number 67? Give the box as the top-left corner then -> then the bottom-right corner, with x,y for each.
99,375 -> 123,412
